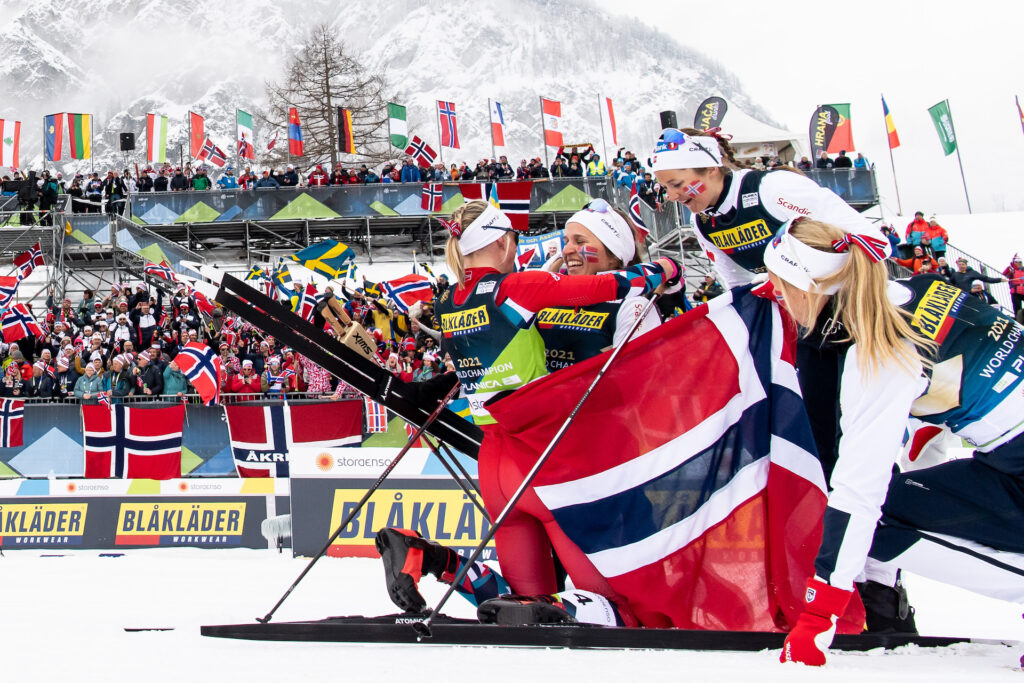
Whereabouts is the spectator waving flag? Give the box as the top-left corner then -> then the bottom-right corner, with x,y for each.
0,398 -> 24,448
144,260 -> 177,282
173,342 -> 221,406
628,178 -> 650,240
0,276 -> 21,309
13,242 -> 45,278
83,404 -> 185,479
381,274 -> 433,313
404,135 -> 437,168
288,239 -> 355,279
421,182 -> 443,212
288,107 -> 304,156
485,284 -> 842,631
293,282 -> 319,322
225,402 -> 362,477
1,304 -> 43,343
437,101 -> 460,149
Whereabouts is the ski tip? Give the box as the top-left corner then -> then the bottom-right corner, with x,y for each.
124,627 -> 175,632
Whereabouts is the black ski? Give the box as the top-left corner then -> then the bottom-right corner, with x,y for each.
215,274 -> 482,457
200,615 -> 1005,652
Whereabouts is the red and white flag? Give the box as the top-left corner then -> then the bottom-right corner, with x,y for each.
267,129 -> 279,151
485,285 -> 865,632
198,138 -> 227,167
600,95 -> 618,147
13,242 -> 44,277
173,342 -> 221,406
404,135 -> 437,168
1,304 -> 43,343
294,282 -> 319,322
0,276 -> 20,309
541,97 -> 563,147
496,181 -> 533,231
83,404 -> 184,479
225,402 -> 362,477
421,182 -> 443,212
381,274 -> 433,313
457,182 -> 488,201
0,399 -> 24,448
364,397 -> 388,434
0,119 -> 21,169
144,260 -> 177,282
490,100 -> 506,148
437,101 -> 460,149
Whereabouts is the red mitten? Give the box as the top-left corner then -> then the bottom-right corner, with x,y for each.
781,578 -> 853,666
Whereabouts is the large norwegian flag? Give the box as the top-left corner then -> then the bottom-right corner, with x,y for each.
437,101 -> 460,149
144,260 -> 177,282
486,284 -> 864,632
1,304 -> 43,343
381,273 -> 433,313
404,135 -> 437,168
541,97 -> 563,147
0,398 -> 24,448
421,182 -> 443,212
496,181 -> 533,231
13,242 -> 45,278
173,342 -> 222,406
225,401 -> 362,477
83,404 -> 185,479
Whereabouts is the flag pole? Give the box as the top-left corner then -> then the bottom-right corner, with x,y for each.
945,98 -> 972,214
488,98 -> 497,163
41,115 -> 46,175
235,109 -> 240,172
598,94 -> 609,167
434,101 -> 445,170
881,95 -> 903,216
89,115 -> 94,175
539,96 -> 550,171
187,112 -> 192,167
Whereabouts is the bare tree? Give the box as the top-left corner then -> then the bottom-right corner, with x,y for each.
265,24 -> 392,169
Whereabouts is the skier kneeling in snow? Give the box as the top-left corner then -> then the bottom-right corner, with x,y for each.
375,199 -> 680,626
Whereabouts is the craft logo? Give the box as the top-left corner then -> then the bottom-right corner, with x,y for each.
536,307 -> 610,331
327,487 -> 495,557
912,280 -> 962,343
440,305 -> 490,338
708,219 -> 772,252
0,503 -> 88,545
115,502 -> 246,546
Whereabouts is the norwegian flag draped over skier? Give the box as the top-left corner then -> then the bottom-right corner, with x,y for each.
173,342 -> 221,406
225,401 -> 362,477
421,182 -> 443,212
437,101 -> 460,149
1,304 -> 43,342
486,284 -> 864,632
628,178 -> 650,239
381,274 -> 433,313
144,260 -> 177,282
83,404 -> 185,479
404,135 -> 437,168
0,398 -> 24,448
13,242 -> 44,278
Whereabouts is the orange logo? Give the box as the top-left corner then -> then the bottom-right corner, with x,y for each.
316,453 -> 334,472
178,482 -> 188,492
66,483 -> 76,493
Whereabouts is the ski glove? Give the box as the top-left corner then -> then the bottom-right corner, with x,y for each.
780,578 -> 852,666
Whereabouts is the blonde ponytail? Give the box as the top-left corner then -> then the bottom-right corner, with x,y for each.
783,219 -> 935,375
444,201 -> 488,287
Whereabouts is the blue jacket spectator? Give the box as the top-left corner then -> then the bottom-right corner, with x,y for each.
400,162 -> 420,183
255,172 -> 280,188
217,170 -> 239,189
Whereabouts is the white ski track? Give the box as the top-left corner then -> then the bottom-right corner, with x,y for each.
1,547 -> 1021,682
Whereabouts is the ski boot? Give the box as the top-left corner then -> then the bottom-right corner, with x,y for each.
375,528 -> 457,613
477,594 -> 578,626
856,572 -> 917,634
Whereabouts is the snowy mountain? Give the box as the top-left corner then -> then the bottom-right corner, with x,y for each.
0,0 -> 775,174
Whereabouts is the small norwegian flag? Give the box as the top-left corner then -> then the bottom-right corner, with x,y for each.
421,182 -> 443,212
13,242 -> 44,278
628,179 -> 650,240
173,342 -> 221,406
97,391 -> 112,410
364,397 -> 388,433
516,247 -> 538,271
144,260 -> 177,282
0,398 -> 24,448
198,138 -> 227,167
404,135 -> 437,168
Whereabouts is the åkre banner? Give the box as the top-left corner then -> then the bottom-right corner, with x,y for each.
289,446 -> 493,559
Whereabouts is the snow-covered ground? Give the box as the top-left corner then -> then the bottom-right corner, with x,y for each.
1,547 -> 1020,682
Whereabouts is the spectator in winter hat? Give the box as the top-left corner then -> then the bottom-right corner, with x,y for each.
969,280 -> 998,305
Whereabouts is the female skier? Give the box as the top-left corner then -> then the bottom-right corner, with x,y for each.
375,200 -> 679,626
762,217 -> 1024,666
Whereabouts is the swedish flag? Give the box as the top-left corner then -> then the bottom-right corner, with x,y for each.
363,279 -> 382,298
271,259 -> 295,298
419,262 -> 434,277
288,239 -> 356,279
245,265 -> 268,281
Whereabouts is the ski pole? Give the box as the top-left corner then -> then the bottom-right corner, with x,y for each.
422,434 -> 490,523
415,291 -> 664,637
256,381 -> 462,624
434,437 -> 489,516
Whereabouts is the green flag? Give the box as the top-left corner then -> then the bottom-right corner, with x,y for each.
387,103 -> 408,149
928,100 -> 957,156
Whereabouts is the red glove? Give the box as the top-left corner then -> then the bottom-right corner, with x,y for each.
781,578 -> 853,666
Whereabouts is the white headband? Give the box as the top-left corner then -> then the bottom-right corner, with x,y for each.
567,205 -> 635,265
651,131 -> 723,172
763,219 -> 849,294
459,204 -> 513,255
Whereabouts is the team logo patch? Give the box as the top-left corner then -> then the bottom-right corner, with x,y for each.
806,587 -> 817,603
741,192 -> 759,208
911,280 -> 963,343
708,219 -> 773,252
440,305 -> 491,338
476,280 -> 497,295
536,307 -> 610,331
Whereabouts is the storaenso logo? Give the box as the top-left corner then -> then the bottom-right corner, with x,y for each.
0,503 -> 88,545
441,305 -> 490,337
116,502 -> 246,545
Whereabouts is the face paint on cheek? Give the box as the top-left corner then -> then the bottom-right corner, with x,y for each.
684,180 -> 706,197
579,245 -> 600,263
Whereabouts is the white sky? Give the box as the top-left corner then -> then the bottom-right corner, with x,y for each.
594,0 -> 1024,216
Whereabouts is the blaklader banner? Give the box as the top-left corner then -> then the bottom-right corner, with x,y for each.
289,446 -> 494,560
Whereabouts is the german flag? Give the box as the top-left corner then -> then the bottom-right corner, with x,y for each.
882,96 -> 900,149
337,107 -> 356,154
67,113 -> 92,159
